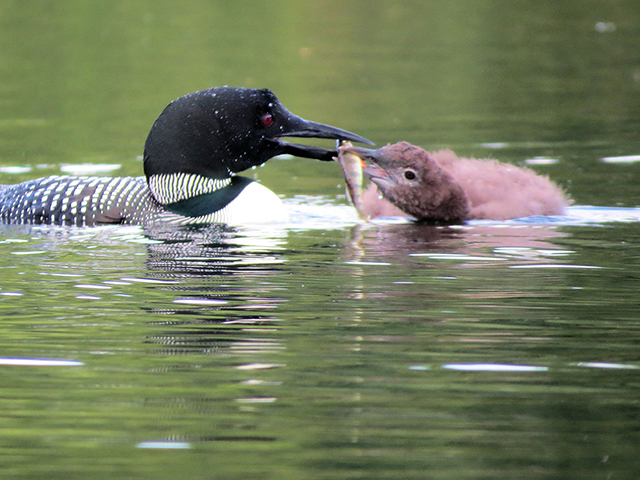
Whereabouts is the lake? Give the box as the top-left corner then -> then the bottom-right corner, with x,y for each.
0,2 -> 639,479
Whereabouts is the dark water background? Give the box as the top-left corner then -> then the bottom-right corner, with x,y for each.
0,2 -> 640,479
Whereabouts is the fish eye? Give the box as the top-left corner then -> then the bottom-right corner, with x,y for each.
404,169 -> 417,180
262,114 -> 274,127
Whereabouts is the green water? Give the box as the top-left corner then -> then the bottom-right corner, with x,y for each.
1,2 -> 640,479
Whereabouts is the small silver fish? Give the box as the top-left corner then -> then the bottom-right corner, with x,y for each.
336,140 -> 367,220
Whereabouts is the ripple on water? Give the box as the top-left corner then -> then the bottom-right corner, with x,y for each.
0,357 -> 83,366
601,155 -> 640,163
172,298 -> 228,306
508,264 -> 602,269
60,163 -> 121,174
409,253 -> 506,261
136,441 -> 191,449
574,362 -> 640,370
442,363 -> 549,372
0,166 -> 32,174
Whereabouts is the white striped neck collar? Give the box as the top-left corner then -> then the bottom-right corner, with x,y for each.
147,173 -> 232,205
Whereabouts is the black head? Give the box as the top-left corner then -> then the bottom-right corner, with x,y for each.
144,87 -> 372,179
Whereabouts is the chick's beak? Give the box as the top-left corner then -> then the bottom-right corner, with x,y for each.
339,145 -> 396,189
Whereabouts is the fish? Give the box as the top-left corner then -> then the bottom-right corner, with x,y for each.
336,140 -> 368,220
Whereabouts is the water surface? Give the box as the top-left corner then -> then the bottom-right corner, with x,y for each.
0,2 -> 640,479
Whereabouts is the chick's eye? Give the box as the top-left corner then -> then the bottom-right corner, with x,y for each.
262,114 -> 273,127
404,169 -> 416,180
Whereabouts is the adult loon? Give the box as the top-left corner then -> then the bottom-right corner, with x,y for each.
0,87 -> 372,226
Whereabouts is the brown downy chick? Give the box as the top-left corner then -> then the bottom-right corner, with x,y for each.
340,142 -> 569,223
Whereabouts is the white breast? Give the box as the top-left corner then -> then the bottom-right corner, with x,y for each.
156,180 -> 289,225
221,181 -> 289,225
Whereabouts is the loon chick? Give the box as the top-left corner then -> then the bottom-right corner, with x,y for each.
0,87 -> 372,226
340,142 -> 570,223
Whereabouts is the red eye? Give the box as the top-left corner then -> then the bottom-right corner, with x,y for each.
262,114 -> 273,127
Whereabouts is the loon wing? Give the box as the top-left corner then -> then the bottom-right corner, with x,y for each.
0,176 -> 158,226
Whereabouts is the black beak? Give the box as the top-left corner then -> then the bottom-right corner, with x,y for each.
273,114 -> 374,161
339,145 -> 380,160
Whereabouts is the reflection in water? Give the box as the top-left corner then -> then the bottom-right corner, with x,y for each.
342,221 -> 570,263
139,223 -> 288,357
128,224 -> 291,447
142,223 -> 287,277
